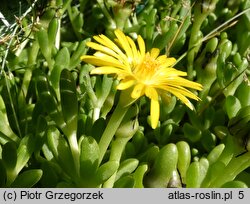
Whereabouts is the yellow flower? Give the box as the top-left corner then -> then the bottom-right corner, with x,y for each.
81,30 -> 203,129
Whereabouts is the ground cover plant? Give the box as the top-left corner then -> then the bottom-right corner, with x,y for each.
0,0 -> 250,188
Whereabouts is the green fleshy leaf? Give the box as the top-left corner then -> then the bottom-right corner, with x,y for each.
198,157 -> 209,187
70,40 -> 90,69
50,47 -> 70,95
138,145 -> 159,164
221,180 -> 248,188
235,82 -> 250,107
201,161 -> 226,187
16,136 -> 36,174
201,130 -> 217,152
0,96 -> 19,143
225,95 -> 241,119
145,143 -> 178,187
48,18 -> 59,45
37,28 -> 51,61
47,126 -> 76,178
96,161 -> 119,184
114,175 -> 135,188
34,116 -> 47,151
176,141 -> 191,184
80,136 -> 100,180
183,123 -> 202,142
207,144 -> 225,164
115,159 -> 139,181
11,169 -> 43,188
60,69 -> 78,136
35,70 -> 65,128
91,118 -> 106,142
55,47 -> 70,68
186,161 -> 200,188
131,130 -> 146,155
133,164 -> 148,188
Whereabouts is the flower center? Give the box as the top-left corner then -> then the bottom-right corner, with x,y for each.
132,53 -> 159,84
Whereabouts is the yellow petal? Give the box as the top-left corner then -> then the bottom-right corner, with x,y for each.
81,55 -> 122,68
137,35 -> 145,57
93,34 -> 130,64
162,86 -> 200,101
117,78 -> 135,90
131,83 -> 145,99
93,34 -> 123,55
90,67 -> 126,75
164,57 -> 176,67
164,77 -> 203,90
114,30 -> 133,60
144,87 -> 159,128
150,48 -> 160,59
145,86 -> 158,101
157,68 -> 187,77
87,53 -> 128,70
156,55 -> 167,64
126,36 -> 139,61
86,42 -> 125,62
150,98 -> 160,129
166,89 -> 194,110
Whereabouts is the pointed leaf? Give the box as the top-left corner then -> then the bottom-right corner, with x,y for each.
50,47 -> 71,93
0,96 -> 19,143
60,69 -> 78,135
16,136 -> 35,174
70,40 -> 90,69
55,47 -> 70,67
47,126 -> 76,178
37,28 -> 51,60
34,116 -> 47,151
48,18 -> 59,45
36,70 -> 65,128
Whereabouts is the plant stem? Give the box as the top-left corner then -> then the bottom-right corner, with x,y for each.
93,107 -> 101,122
68,132 -> 80,177
98,99 -> 130,164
